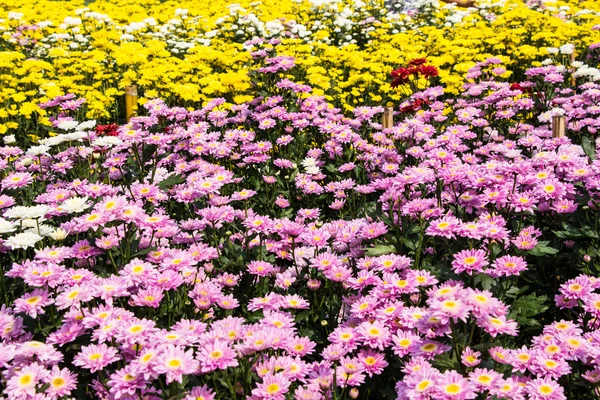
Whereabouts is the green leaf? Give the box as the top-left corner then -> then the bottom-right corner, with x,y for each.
364,244 -> 396,256
508,293 -> 549,328
474,273 -> 495,291
527,241 -> 559,256
401,237 -> 417,251
552,222 -> 598,239
582,136 -> 596,161
132,247 -> 157,258
142,144 -> 158,163
158,174 -> 185,190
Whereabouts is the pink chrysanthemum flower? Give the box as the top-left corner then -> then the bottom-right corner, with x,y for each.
154,344 -> 199,384
5,362 -> 46,398
198,340 -> 239,373
356,321 -> 391,351
461,347 -> 481,367
433,370 -> 477,399
469,368 -> 502,391
479,315 -> 519,337
184,385 -> 216,400
13,288 -> 54,318
491,255 -> 528,277
451,249 -> 488,275
251,373 -> 291,399
430,297 -> 471,323
357,349 -> 388,377
2,172 -> 33,189
73,343 -> 120,372
44,366 -> 77,398
525,378 -> 566,400
131,286 -> 164,308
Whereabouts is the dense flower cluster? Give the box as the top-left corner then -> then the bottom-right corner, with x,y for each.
1,0 -> 600,141
1,35 -> 600,398
2,0 -> 600,399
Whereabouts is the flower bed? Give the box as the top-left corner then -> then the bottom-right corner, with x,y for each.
3,1 -> 600,400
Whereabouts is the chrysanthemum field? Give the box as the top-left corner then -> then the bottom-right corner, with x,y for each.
3,0 -> 600,399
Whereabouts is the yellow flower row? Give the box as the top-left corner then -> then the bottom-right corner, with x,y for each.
0,0 -> 599,135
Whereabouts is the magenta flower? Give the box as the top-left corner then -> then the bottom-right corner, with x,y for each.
461,347 -> 481,367
491,255 -> 528,277
13,288 -> 54,318
433,370 -> 477,399
451,249 -> 488,275
525,378 -> 566,400
198,340 -> 239,373
44,366 -> 77,398
154,344 -> 199,384
251,373 -> 291,399
73,343 -> 120,372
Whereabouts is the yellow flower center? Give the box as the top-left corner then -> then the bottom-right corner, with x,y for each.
445,384 -> 461,394
266,383 -> 280,394
52,377 -> 66,387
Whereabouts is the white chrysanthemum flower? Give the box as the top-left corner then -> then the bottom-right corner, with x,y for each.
28,224 -> 56,237
57,120 -> 79,130
559,43 -> 575,55
4,205 -> 52,220
3,135 -> 15,144
59,197 -> 91,214
77,120 -> 96,131
0,218 -> 15,234
301,157 -> 317,169
93,137 -> 123,147
26,145 -> 51,157
49,228 -> 68,241
6,232 -> 43,250
7,12 -> 24,20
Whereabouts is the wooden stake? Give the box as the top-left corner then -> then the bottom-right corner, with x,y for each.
125,85 -> 138,123
570,51 -> 576,86
383,106 -> 394,129
552,115 -> 566,138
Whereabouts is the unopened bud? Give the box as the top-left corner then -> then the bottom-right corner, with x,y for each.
307,279 -> 321,290
235,382 -> 244,395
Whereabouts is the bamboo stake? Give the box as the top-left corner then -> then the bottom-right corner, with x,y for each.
383,106 -> 394,129
552,115 -> 566,139
125,85 -> 138,123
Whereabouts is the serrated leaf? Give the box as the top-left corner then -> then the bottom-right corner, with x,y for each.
364,244 -> 396,256
508,293 -> 549,327
474,273 -> 495,291
158,174 -> 185,190
142,144 -> 158,163
401,237 -> 416,251
527,241 -> 559,256
132,247 -> 157,258
582,136 -> 596,161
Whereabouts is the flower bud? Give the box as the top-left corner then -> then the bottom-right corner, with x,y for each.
584,254 -> 591,263
235,382 -> 244,395
349,388 -> 359,399
307,279 -> 321,290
